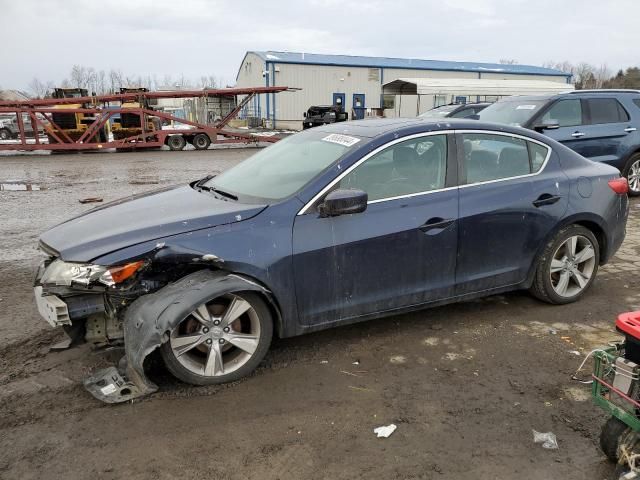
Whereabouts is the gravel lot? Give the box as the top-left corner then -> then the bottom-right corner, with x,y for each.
0,147 -> 638,479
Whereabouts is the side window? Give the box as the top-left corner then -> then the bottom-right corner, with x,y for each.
587,98 -> 629,124
540,99 -> 582,127
462,133 -> 548,184
338,135 -> 447,201
529,142 -> 549,173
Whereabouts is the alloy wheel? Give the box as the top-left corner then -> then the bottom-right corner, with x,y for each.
169,294 -> 261,377
628,159 -> 640,194
549,235 -> 596,298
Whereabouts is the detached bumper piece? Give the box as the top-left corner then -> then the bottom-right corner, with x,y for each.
84,366 -> 156,404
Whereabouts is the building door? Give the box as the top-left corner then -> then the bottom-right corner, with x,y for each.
332,93 -> 345,109
352,93 -> 366,120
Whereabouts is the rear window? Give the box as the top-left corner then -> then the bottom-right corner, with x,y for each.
461,133 -> 550,184
587,98 -> 629,124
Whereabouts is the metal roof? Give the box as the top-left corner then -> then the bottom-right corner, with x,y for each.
383,78 -> 574,96
248,51 -> 571,78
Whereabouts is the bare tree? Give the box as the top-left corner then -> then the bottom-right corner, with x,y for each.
109,69 -> 123,92
28,77 -> 54,98
70,64 -> 88,89
499,59 -> 518,65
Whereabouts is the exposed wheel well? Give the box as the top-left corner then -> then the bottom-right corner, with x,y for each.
232,288 -> 283,339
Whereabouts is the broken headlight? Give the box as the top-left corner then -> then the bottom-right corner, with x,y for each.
40,260 -> 145,287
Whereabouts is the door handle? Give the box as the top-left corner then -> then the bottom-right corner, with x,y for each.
625,127 -> 637,133
533,194 -> 562,208
419,217 -> 454,233
571,131 -> 585,138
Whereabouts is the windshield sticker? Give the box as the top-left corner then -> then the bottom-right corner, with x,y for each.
516,105 -> 537,110
322,134 -> 361,147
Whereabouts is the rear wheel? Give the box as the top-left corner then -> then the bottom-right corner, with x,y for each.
192,133 -> 211,150
167,135 -> 186,151
530,225 -> 599,304
160,292 -> 273,386
624,153 -> 640,196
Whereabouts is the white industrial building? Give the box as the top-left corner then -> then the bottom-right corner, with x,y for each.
235,51 -> 573,130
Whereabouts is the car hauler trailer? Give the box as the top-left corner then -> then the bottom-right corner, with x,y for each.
0,86 -> 291,152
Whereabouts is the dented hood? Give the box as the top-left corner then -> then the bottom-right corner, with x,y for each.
40,185 -> 267,262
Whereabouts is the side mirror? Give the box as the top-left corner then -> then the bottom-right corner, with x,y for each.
467,114 -> 480,120
533,123 -> 560,132
318,189 -> 368,217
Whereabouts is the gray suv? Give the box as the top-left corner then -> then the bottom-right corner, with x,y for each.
478,90 -> 640,195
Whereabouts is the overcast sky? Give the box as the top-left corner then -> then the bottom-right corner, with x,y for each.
1,0 -> 638,91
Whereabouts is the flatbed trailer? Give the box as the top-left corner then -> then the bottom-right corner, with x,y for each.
0,86 -> 291,152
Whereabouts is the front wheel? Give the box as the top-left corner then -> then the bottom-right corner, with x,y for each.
601,416 -> 631,463
160,292 -> 273,385
0,128 -> 11,140
624,153 -> 640,197
530,225 -> 599,304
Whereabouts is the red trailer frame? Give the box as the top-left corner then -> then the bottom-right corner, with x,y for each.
0,86 -> 291,151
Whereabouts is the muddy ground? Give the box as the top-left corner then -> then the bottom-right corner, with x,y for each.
1,147 -> 639,480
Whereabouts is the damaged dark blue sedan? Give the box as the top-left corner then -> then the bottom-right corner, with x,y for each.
34,118 -> 629,403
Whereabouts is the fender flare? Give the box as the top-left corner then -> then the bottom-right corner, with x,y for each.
84,269 -> 279,403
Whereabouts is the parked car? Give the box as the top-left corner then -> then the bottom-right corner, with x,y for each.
419,102 -> 490,119
303,105 -> 348,129
0,113 -> 45,140
34,118 -> 628,403
477,90 -> 640,195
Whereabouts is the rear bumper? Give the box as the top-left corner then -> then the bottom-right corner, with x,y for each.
603,194 -> 629,263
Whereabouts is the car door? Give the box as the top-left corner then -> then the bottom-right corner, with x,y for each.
534,98 -> 591,157
292,132 -> 459,326
577,97 -> 631,170
455,131 -> 569,295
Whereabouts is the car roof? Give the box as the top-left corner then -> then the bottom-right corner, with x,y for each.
313,117 -> 547,140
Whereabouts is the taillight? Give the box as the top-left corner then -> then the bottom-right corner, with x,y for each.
608,177 -> 629,195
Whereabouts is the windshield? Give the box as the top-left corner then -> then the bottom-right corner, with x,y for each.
204,130 -> 364,201
419,105 -> 458,118
478,98 -> 548,126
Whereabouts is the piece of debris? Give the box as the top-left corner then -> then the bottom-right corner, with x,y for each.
320,360 -> 329,364
549,328 -> 557,335
568,350 -> 581,356
340,370 -> 362,377
348,385 -> 373,393
532,430 -> 558,449
49,337 -> 72,351
79,197 -> 103,204
352,360 -> 360,365
374,424 -> 397,438
389,355 -> 406,364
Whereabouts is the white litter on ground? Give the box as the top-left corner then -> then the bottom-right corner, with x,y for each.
374,424 -> 397,438
532,430 -> 558,449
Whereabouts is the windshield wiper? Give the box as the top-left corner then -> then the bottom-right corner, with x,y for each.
211,188 -> 238,201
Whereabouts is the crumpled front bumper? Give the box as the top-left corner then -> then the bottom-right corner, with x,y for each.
84,269 -> 275,404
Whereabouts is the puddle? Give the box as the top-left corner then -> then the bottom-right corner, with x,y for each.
0,182 -> 42,191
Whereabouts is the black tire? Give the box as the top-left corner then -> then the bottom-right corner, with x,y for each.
192,133 -> 211,150
0,128 -> 11,140
600,416 -> 630,463
530,224 -> 599,304
166,135 -> 186,151
160,292 -> 273,386
623,152 -> 640,197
